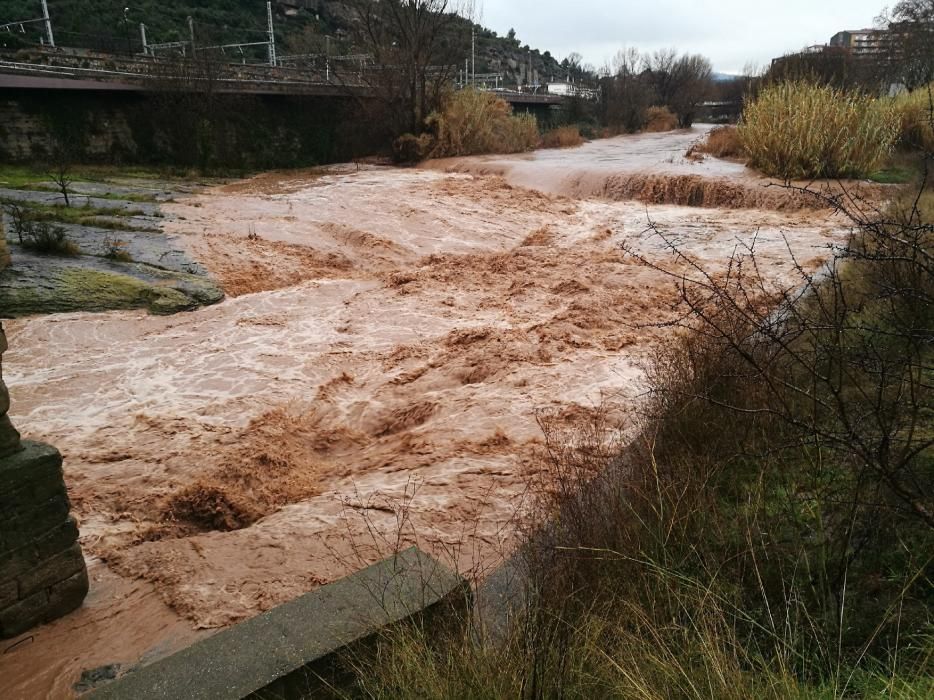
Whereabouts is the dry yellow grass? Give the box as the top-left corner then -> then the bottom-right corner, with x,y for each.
540,126 -> 585,149
688,126 -> 745,159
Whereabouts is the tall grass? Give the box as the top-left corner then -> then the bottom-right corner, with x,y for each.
739,81 -> 900,179
427,89 -> 539,159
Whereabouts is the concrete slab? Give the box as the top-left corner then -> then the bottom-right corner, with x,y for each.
88,548 -> 468,699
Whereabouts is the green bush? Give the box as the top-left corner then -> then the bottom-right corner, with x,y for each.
739,81 -> 899,179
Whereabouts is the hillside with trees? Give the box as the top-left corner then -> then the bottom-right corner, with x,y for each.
0,0 -> 588,87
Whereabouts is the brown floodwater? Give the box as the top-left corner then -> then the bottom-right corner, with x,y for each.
1,128 -> 854,697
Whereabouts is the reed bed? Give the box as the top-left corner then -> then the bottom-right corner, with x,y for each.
739,81 -> 899,179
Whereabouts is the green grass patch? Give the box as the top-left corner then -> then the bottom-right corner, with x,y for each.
2,199 -> 148,225
0,266 -> 217,317
869,166 -> 918,184
0,163 -> 163,188
77,217 -> 161,234
0,165 -> 48,190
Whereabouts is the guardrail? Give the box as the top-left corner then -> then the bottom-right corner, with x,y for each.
0,58 -> 370,93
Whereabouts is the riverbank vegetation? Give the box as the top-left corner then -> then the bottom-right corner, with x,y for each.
392,90 -> 590,163
739,81 -> 900,179
685,80 -> 933,184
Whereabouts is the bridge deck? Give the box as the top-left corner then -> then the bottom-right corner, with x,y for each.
0,55 -> 564,105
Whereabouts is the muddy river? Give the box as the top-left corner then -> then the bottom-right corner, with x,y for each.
1,128 -> 856,697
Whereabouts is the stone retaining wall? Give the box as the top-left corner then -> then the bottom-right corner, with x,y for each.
0,89 -> 381,169
0,441 -> 89,639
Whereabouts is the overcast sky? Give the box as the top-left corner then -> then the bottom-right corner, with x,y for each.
476,1 -> 888,74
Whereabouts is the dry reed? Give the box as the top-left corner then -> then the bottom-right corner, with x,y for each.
739,81 -> 899,179
428,89 -> 539,158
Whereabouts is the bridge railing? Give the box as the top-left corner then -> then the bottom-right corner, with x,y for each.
0,49 -> 567,102
0,48 -> 372,91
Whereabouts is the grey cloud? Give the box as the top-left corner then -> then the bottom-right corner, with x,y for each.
476,0 -> 885,73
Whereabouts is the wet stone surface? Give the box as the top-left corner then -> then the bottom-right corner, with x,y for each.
0,179 -> 222,317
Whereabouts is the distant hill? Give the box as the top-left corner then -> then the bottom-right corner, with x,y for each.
0,0 -> 585,87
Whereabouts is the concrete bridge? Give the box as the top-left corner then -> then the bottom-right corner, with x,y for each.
0,52 -> 564,108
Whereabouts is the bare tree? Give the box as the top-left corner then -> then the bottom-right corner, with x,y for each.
667,54 -> 713,127
645,50 -> 713,127
880,0 -> 934,91
601,48 -> 653,133
344,0 -> 472,139
46,138 -> 75,208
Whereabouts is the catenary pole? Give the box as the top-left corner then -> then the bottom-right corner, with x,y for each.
267,2 -> 276,66
40,0 -> 54,47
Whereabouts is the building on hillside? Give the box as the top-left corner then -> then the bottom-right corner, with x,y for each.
829,28 -> 892,57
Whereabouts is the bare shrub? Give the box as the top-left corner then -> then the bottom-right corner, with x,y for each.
687,125 -> 745,159
643,106 -> 679,132
428,89 -> 539,158
102,236 -> 133,263
20,222 -> 80,257
47,138 -> 74,208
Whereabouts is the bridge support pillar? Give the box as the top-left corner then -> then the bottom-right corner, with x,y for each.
0,323 -> 89,639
